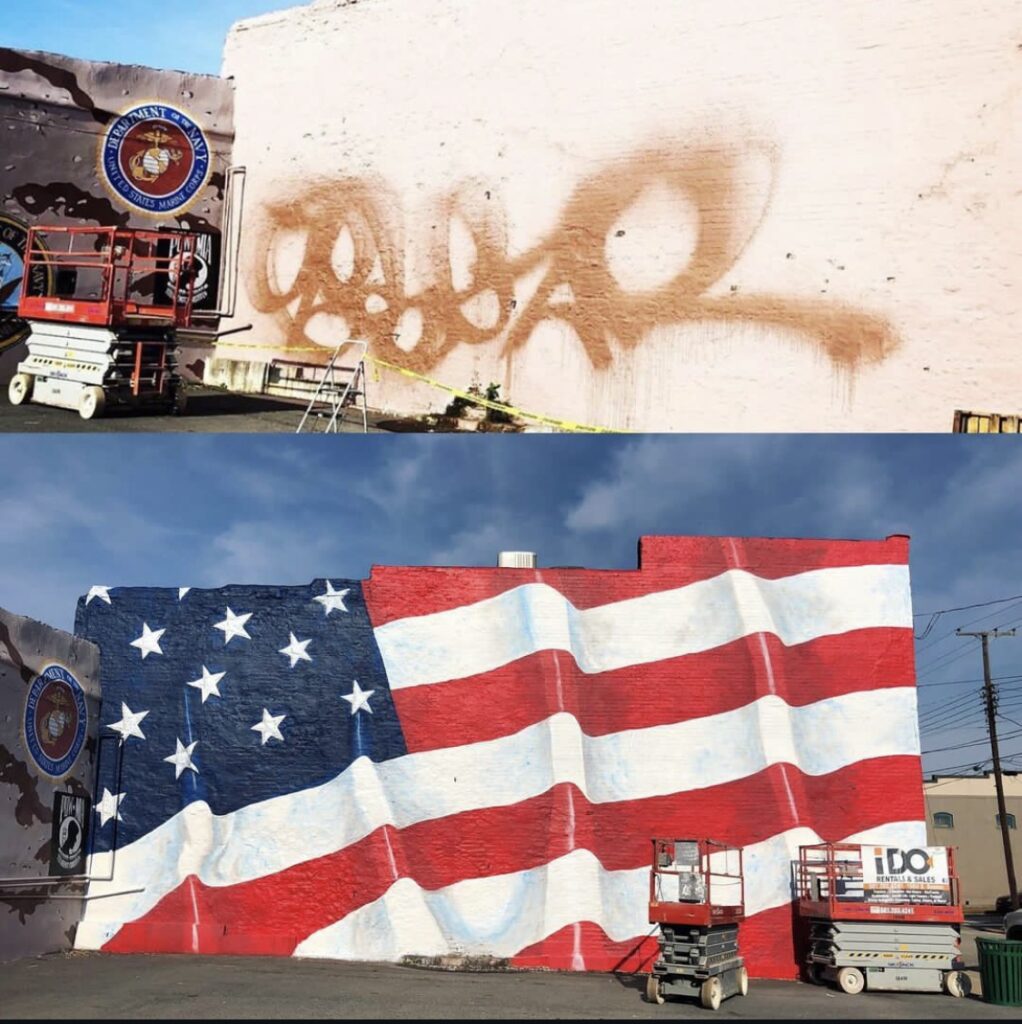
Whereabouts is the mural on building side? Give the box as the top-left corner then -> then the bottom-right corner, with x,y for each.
0,607 -> 101,961
74,536 -> 925,978
0,47 -> 233,379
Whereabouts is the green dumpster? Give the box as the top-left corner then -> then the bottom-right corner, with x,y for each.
976,937 -> 1022,1006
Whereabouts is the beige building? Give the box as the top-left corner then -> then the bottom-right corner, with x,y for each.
210,0 -> 1022,432
924,772 -> 1022,910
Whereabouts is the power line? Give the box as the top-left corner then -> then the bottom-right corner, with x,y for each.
916,641 -> 985,679
918,687 -> 982,720
915,611 -> 1022,677
915,598 -> 1022,650
918,673 -> 1022,690
920,709 -> 989,735
926,743 -> 1022,777
914,594 -> 1022,619
918,701 -> 987,733
924,756 -> 992,776
920,725 -> 1022,756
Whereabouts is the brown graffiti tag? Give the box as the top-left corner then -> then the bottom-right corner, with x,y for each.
246,146 -> 898,375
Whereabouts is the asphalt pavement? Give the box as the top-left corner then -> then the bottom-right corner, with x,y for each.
1,941 -> 1018,1020
0,385 -> 388,433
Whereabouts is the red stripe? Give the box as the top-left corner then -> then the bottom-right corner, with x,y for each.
364,536 -> 909,626
510,901 -> 801,979
102,756 -> 922,967
394,627 -> 913,751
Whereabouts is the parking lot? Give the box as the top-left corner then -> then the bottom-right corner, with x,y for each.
0,385 -> 390,433
0,920 -> 1016,1021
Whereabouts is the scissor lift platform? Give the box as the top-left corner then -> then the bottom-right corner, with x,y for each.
796,842 -> 968,998
646,838 -> 748,1011
7,226 -> 198,419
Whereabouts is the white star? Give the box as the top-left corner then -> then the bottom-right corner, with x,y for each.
164,738 -> 199,779
279,632 -> 313,668
86,585 -> 112,606
107,702 -> 149,743
179,587 -> 191,600
214,607 -> 252,645
130,622 -> 165,659
314,581 -> 350,616
95,788 -> 126,827
342,679 -> 375,716
186,666 -> 225,703
251,708 -> 286,745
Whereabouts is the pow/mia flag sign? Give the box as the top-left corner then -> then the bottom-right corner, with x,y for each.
50,792 -> 90,876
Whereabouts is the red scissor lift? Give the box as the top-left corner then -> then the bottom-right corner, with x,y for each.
796,842 -> 968,997
8,226 -> 199,419
645,838 -> 749,1010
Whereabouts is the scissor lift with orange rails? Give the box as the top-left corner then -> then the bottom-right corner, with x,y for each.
7,226 -> 199,419
796,842 -> 969,997
645,839 -> 749,1011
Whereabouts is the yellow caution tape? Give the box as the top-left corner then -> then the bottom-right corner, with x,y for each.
212,341 -> 625,434
367,356 -> 624,434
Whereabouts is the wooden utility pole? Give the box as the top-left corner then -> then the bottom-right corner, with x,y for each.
956,628 -> 1018,911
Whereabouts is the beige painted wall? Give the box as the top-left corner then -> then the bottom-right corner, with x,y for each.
924,773 -> 1022,909
214,0 -> 1022,431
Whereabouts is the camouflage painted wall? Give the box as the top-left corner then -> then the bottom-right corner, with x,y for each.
0,606 -> 100,962
0,47 -> 234,385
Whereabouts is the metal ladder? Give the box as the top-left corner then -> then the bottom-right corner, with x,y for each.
295,340 -> 369,434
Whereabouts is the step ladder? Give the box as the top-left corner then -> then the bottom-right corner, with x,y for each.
295,340 -> 369,434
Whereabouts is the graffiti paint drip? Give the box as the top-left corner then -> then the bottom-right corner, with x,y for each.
247,146 -> 899,377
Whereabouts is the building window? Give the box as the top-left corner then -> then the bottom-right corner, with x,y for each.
933,811 -> 954,829
995,813 -> 1017,830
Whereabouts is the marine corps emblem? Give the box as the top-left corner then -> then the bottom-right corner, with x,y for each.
24,665 -> 88,778
101,103 -> 211,215
128,127 -> 185,184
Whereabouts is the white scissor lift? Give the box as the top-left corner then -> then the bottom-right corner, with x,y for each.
796,842 -> 970,998
7,225 -> 198,419
645,838 -> 749,1011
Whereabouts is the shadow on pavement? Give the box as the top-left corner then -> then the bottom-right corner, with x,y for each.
182,392 -> 303,416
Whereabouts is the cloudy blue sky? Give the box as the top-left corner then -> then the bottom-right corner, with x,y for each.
0,434 -> 1019,777
4,0 -> 288,75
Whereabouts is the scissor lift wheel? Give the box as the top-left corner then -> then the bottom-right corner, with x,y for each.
8,373 -> 32,405
943,971 -> 968,998
806,963 -> 826,985
837,966 -> 865,995
645,975 -> 664,1005
736,965 -> 749,996
78,386 -> 106,420
699,977 -> 723,1010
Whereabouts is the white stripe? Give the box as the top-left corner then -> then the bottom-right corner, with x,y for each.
76,687 -> 919,946
374,564 -> 911,690
292,821 -> 926,961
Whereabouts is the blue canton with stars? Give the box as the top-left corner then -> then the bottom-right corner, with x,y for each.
74,581 -> 408,853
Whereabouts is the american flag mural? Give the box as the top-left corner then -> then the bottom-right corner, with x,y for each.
72,535 -> 925,978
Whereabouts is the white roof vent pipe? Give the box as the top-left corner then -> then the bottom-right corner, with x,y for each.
498,551 -> 538,569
